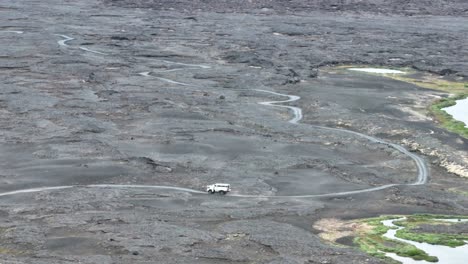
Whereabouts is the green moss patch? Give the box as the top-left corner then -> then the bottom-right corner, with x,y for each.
429,94 -> 468,138
354,214 -> 468,263
448,187 -> 468,197
396,229 -> 466,247
355,216 -> 438,262
393,214 -> 468,247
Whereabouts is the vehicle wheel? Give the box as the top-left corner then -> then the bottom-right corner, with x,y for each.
209,190 -> 215,194
219,190 -> 226,195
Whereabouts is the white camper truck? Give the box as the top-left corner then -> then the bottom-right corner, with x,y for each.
206,183 -> 231,194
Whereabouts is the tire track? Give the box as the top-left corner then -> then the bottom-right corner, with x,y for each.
1,30 -> 23,34
252,89 -> 428,189
138,61 -> 210,86
0,185 -> 205,198
55,34 -> 74,47
56,34 -> 107,55
159,60 -> 211,69
79,47 -> 107,55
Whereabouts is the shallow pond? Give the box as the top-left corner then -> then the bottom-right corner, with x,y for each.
381,218 -> 468,264
348,68 -> 406,74
443,98 -> 468,128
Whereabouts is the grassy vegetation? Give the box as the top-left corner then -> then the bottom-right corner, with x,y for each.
396,229 -> 466,247
393,214 -> 468,247
354,216 -> 439,263
429,94 -> 468,138
355,235 -> 438,262
448,187 -> 468,197
390,75 -> 468,94
353,214 -> 468,263
396,214 -> 468,224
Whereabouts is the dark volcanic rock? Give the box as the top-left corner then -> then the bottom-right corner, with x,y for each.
222,51 -> 274,68
104,0 -> 468,16
1,0 -> 467,264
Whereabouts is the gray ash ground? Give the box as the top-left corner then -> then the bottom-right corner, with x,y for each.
0,0 -> 467,263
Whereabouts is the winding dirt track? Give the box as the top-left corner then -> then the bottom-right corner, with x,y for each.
55,34 -> 74,47
0,33 -> 428,199
1,30 -> 23,34
243,89 -> 428,198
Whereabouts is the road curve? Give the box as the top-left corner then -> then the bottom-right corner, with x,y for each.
55,34 -> 74,47
255,89 -> 303,124
56,34 -> 107,55
253,89 -> 428,188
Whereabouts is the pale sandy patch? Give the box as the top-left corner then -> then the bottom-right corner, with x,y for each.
349,68 -> 405,74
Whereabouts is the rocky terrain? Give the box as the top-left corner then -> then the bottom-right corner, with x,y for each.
107,0 -> 468,16
0,0 -> 467,263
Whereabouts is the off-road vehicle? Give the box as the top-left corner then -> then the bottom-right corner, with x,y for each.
206,183 -> 231,194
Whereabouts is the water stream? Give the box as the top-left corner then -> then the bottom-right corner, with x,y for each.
381,218 -> 468,264
443,98 -> 468,128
